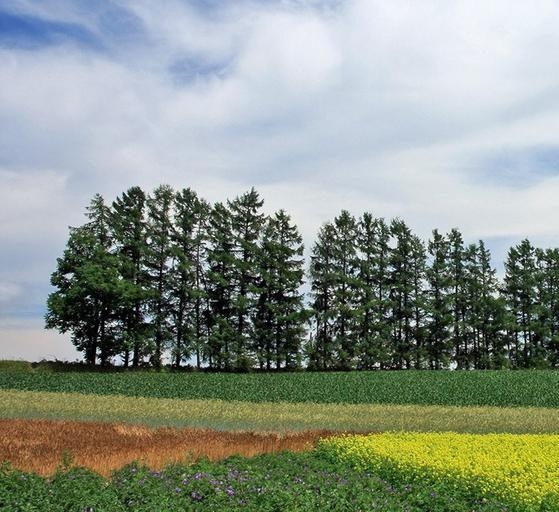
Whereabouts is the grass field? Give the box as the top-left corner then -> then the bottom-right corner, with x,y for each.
1,389 -> 558,433
1,367 -> 558,510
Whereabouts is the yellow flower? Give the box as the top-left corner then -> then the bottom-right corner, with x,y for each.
320,432 -> 559,506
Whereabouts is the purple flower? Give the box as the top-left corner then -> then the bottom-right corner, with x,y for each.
194,472 -> 203,480
191,491 -> 203,501
226,487 -> 235,497
175,487 -> 182,493
293,476 -> 304,484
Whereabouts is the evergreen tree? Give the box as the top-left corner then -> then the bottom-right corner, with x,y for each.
389,219 -> 417,369
542,249 -> 559,366
355,214 -> 392,369
308,222 -> 337,370
228,188 -> 266,370
145,185 -> 175,368
110,186 -> 149,367
169,188 -> 210,368
253,210 -> 306,370
447,229 -> 468,368
409,233 -> 428,369
330,210 -> 359,369
464,241 -> 506,368
533,248 -> 559,366
425,229 -> 453,369
46,195 -> 124,366
502,239 -> 538,367
205,202 -> 236,370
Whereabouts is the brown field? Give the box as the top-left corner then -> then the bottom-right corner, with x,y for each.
0,419 -> 339,477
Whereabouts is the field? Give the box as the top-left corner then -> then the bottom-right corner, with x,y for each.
1,367 -> 558,510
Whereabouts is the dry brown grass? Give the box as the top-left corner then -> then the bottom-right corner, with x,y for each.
0,419 -> 338,477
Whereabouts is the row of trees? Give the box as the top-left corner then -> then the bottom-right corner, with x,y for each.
46,185 -> 559,370
308,213 -> 559,370
46,186 -> 306,370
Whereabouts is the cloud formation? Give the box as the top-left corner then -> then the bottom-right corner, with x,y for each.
2,0 -> 559,360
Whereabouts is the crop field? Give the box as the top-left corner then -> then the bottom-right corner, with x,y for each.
1,389 -> 559,433
1,368 -> 558,510
320,432 -> 559,511
1,369 -> 558,407
0,419 -> 332,477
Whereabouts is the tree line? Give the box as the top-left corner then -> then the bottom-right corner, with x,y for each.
46,185 -> 559,370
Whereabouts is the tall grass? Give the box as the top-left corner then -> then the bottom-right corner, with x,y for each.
1,389 -> 558,433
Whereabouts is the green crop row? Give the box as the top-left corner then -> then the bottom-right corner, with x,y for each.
0,370 -> 558,408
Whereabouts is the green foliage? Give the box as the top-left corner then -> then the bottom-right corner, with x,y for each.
1,370 -> 558,408
0,360 -> 33,373
0,451 -> 515,511
46,185 -> 559,371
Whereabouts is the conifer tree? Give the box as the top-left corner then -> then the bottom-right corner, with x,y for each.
503,239 -> 538,367
145,185 -> 174,368
465,240 -> 505,368
389,219 -> 417,369
110,186 -> 149,367
330,210 -> 359,369
447,228 -> 468,368
169,188 -> 210,368
253,210 -> 306,370
228,188 -> 265,370
409,233 -> 428,369
46,195 -> 124,366
355,214 -> 392,369
537,248 -> 559,366
425,229 -> 453,369
206,202 -> 236,370
308,222 -> 337,370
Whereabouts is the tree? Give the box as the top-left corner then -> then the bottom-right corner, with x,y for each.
447,228 -> 468,368
409,233 -> 428,369
355,214 -> 392,369
46,195 -> 124,366
330,210 -> 359,369
205,202 -> 236,370
110,186 -> 149,367
145,185 -> 175,368
425,229 -> 452,369
228,188 -> 266,370
464,241 -> 505,368
388,219 -> 418,369
253,210 -> 306,370
169,188 -> 210,368
308,222 -> 337,370
533,248 -> 559,366
502,239 -> 538,367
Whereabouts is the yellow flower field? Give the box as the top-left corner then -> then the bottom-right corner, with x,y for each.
321,432 -> 559,507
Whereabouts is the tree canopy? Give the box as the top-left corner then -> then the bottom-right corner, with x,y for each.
46,185 -> 559,370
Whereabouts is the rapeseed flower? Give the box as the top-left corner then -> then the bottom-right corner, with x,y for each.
321,432 -> 559,507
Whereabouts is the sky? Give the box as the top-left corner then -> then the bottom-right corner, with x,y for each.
2,0 -> 559,362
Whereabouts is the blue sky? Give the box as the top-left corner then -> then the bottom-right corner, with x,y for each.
2,0 -> 559,361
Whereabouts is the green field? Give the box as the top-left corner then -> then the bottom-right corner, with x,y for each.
2,389 -> 559,433
1,369 -> 558,407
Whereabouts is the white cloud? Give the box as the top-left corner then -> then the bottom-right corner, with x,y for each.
4,0 -> 559,359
